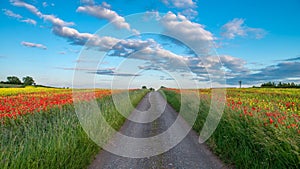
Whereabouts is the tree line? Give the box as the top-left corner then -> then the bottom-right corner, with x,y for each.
1,76 -> 35,86
260,81 -> 300,88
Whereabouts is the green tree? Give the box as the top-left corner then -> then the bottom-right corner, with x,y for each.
291,82 -> 295,87
22,76 -> 35,86
142,86 -> 147,89
261,81 -> 276,88
7,76 -> 22,84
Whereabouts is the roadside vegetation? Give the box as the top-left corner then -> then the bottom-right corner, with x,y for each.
0,87 -> 148,169
160,88 -> 300,169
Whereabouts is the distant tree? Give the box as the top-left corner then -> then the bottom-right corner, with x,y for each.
261,81 -> 276,88
291,82 -> 296,87
149,87 -> 155,91
7,76 -> 22,84
160,86 -> 166,89
261,81 -> 300,88
22,76 -> 34,86
142,86 -> 147,89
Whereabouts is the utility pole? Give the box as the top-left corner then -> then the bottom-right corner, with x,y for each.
239,80 -> 242,88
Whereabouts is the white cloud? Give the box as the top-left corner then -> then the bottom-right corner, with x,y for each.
109,45 -> 192,75
10,0 -> 142,50
160,12 -> 214,53
180,9 -> 198,20
132,49 -> 247,83
162,0 -> 196,8
42,2 -> 48,7
52,26 -> 93,43
101,2 -> 111,8
43,2 -> 54,7
220,55 -> 247,72
21,41 -> 47,49
80,0 -> 95,5
227,61 -> 300,85
43,14 -> 74,27
52,25 -> 121,50
161,0 -> 198,18
132,46 -> 187,63
10,0 -> 66,27
76,4 -> 130,30
2,8 -> 37,25
21,18 -> 36,25
10,0 -> 70,27
120,39 -> 155,48
10,0 -> 42,17
87,35 -> 121,50
2,9 -> 22,19
221,18 -> 245,38
221,18 -> 266,39
161,12 -> 213,40
188,54 -> 250,82
105,37 -> 191,71
144,11 -> 161,20
99,12 -> 226,81
129,45 -> 248,83
131,29 -> 140,36
11,0 -> 139,51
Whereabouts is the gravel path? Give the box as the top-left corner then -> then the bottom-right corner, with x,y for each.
88,91 -> 228,169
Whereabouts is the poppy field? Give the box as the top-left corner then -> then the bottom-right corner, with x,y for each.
0,87 -> 114,118
0,87 -> 148,169
161,88 -> 300,169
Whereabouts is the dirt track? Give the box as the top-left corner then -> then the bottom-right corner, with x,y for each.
88,91 -> 228,169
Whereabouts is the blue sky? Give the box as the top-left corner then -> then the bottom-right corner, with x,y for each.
0,0 -> 300,88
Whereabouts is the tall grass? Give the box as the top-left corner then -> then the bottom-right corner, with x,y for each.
0,89 -> 148,169
160,89 -> 300,169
